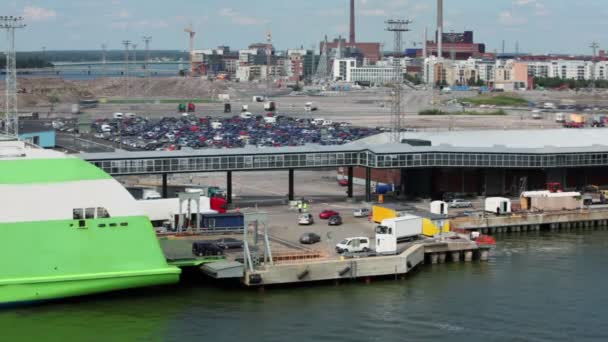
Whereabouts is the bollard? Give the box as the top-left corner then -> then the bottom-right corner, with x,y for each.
438,253 -> 447,264
464,250 -> 473,262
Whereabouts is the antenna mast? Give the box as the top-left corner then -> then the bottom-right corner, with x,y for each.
1,16 -> 26,137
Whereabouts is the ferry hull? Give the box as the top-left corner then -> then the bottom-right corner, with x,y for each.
0,270 -> 179,306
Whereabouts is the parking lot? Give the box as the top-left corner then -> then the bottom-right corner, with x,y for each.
87,114 -> 380,151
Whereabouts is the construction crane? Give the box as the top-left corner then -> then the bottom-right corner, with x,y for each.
184,23 -> 195,75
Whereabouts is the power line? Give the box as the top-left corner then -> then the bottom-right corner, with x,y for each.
385,19 -> 412,57
1,16 -> 26,137
122,40 -> 131,100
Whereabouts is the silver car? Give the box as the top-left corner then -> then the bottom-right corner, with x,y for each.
448,199 -> 473,208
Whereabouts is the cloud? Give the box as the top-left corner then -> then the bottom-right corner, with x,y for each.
108,19 -> 170,30
22,6 -> 57,21
498,11 -> 527,26
360,9 -> 387,17
218,8 -> 268,26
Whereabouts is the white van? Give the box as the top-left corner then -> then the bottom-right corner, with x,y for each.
211,121 -> 222,129
321,119 -> 333,126
100,124 -> 112,132
240,112 -> 253,119
264,116 -> 277,124
113,112 -> 124,119
336,237 -> 370,254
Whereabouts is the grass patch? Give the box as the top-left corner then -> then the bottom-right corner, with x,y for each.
461,95 -> 529,107
419,109 -> 506,116
107,98 -> 218,104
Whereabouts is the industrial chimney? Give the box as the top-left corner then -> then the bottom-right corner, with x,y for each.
437,0 -> 443,59
350,0 -> 356,44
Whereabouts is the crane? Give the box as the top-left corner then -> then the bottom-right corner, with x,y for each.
184,23 -> 195,75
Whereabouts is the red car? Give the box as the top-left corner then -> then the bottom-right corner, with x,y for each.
319,210 -> 339,219
337,179 -> 348,187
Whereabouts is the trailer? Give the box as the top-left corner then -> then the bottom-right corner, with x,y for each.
200,213 -> 245,233
377,215 -> 423,243
485,197 -> 511,215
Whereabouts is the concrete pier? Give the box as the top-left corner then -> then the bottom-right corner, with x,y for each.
464,251 -> 473,262
438,253 -> 447,263
451,251 -> 461,262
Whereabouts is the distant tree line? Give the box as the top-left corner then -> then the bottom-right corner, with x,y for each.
12,50 -> 189,63
534,77 -> 608,89
0,56 -> 52,69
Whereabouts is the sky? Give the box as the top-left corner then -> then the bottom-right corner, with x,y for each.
2,0 -> 607,54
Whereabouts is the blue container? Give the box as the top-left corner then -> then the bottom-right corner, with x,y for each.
375,184 -> 395,195
201,213 -> 244,232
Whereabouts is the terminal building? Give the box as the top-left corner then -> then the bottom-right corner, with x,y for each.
81,128 -> 608,203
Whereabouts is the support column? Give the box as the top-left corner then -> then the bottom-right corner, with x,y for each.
288,168 -> 295,201
226,171 -> 233,204
162,173 -> 168,199
347,166 -> 354,198
365,167 -> 372,202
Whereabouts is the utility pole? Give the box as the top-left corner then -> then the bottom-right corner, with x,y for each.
1,16 -> 26,137
266,30 -> 272,99
122,40 -> 131,99
385,19 -> 412,57
591,41 -> 599,93
184,23 -> 195,76
142,36 -> 152,78
132,43 -> 138,77
390,84 -> 403,144
101,44 -> 107,77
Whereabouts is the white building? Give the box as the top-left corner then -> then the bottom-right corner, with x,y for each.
332,58 -> 400,84
526,59 -> 608,80
332,58 -> 357,81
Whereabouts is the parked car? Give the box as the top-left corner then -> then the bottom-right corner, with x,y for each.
299,232 -> 321,245
213,238 -> 243,250
328,215 -> 342,226
335,237 -> 370,254
353,208 -> 371,218
448,199 -> 473,208
298,213 -> 314,225
192,242 -> 223,257
337,178 -> 348,186
319,210 -> 339,219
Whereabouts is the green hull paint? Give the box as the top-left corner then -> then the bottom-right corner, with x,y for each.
0,158 -> 110,184
0,216 -> 180,305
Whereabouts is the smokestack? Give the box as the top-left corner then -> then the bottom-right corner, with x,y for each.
437,0 -> 443,59
350,0 -> 356,44
423,27 -> 428,58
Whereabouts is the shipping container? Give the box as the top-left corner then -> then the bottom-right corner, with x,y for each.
200,213 -> 244,232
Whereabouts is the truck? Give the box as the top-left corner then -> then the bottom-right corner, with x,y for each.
377,215 -> 422,243
127,187 -> 162,200
264,101 -> 276,111
305,102 -> 318,112
185,188 -> 227,212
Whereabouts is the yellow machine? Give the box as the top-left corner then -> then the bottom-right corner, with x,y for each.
372,204 -> 450,237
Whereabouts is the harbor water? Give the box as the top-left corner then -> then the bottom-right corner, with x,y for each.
3,230 -> 608,341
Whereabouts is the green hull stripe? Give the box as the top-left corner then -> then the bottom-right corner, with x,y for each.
0,158 -> 110,184
0,216 -> 180,304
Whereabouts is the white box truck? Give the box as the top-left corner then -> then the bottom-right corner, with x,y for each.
375,215 -> 422,255
485,197 -> 511,215
378,215 -> 422,242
